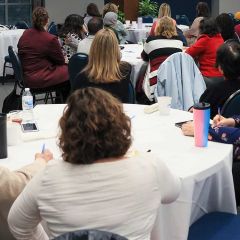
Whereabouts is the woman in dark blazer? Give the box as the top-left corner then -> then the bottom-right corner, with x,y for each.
18,7 -> 69,89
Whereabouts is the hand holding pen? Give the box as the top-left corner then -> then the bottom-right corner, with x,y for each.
212,107 -> 236,127
35,144 -> 53,163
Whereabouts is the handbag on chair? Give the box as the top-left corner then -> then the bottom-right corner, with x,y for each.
2,83 -> 22,114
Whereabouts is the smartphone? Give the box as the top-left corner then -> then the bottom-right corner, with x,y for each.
21,122 -> 39,132
175,120 -> 193,128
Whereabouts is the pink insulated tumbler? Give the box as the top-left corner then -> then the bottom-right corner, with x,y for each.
193,103 -> 210,147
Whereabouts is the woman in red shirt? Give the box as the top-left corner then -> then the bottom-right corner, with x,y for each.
186,17 -> 224,87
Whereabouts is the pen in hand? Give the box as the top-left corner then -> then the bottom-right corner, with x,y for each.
218,107 -> 221,117
41,143 -> 45,154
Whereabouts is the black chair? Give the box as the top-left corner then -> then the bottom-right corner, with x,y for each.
53,229 -> 128,240
68,53 -> 88,89
221,89 -> 240,118
128,81 -> 135,104
188,212 -> 240,240
2,55 -> 12,85
8,46 -> 63,103
15,21 -> 29,29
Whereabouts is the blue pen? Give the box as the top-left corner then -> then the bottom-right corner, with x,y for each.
218,107 -> 221,116
41,143 -> 45,153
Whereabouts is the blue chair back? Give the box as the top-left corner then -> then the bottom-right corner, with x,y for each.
176,15 -> 190,26
221,89 -> 240,118
68,53 -> 88,89
142,16 -> 153,23
53,229 -> 128,240
188,212 -> 240,240
15,21 -> 29,29
128,81 -> 135,104
8,46 -> 25,89
48,22 -> 58,36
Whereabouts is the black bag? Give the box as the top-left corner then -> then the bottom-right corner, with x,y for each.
2,84 -> 22,113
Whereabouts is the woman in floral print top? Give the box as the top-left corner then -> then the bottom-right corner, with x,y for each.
59,14 -> 88,61
182,115 -> 240,160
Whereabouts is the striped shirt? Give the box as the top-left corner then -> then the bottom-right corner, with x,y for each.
141,35 -> 183,100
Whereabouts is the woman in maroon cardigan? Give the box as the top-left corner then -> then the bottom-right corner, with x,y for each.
18,7 -> 69,90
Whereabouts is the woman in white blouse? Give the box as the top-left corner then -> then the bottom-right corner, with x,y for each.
8,88 -> 181,240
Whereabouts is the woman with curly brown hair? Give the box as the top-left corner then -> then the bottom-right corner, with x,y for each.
8,87 -> 181,240
17,7 -> 69,92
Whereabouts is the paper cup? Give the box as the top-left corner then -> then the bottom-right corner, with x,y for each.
125,20 -> 130,27
7,122 -> 22,146
157,97 -> 172,115
132,21 -> 137,28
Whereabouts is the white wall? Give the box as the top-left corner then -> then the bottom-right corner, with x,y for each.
212,0 -> 239,17
219,0 -> 240,14
45,0 -> 104,23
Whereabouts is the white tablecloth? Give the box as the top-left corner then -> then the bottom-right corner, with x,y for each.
0,104 -> 236,240
126,23 -> 152,44
0,29 -> 24,76
121,44 -> 146,87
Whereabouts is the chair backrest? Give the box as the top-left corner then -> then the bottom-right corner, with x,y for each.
8,46 -> 25,89
128,81 -> 135,104
48,22 -> 58,36
176,15 -> 190,26
221,89 -> 240,118
142,16 -> 153,24
15,21 -> 29,29
68,53 -> 88,88
53,229 -> 128,240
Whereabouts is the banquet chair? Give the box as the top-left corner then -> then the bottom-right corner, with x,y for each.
188,212 -> 240,240
128,81 -> 136,104
221,89 -> 240,118
155,52 -> 206,111
2,55 -> 12,85
68,53 -> 88,89
53,229 -> 128,240
142,16 -> 153,23
8,46 -> 64,104
176,15 -> 190,26
15,21 -> 29,29
48,22 -> 58,36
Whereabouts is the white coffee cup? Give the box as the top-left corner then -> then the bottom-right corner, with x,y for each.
7,122 -> 22,146
157,96 -> 172,115
137,17 -> 143,29
132,21 -> 137,28
125,20 -> 130,27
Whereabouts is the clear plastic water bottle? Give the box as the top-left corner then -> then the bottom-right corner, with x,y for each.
22,88 -> 34,122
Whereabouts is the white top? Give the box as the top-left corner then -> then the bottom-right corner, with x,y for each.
8,153 -> 181,240
77,35 -> 95,55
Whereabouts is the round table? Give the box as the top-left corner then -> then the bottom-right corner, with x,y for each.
0,104 -> 236,240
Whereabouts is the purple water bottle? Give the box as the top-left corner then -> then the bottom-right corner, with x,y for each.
193,103 -> 210,147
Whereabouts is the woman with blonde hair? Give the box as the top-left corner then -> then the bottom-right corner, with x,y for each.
72,28 -> 131,103
141,16 -> 182,102
149,3 -> 176,36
